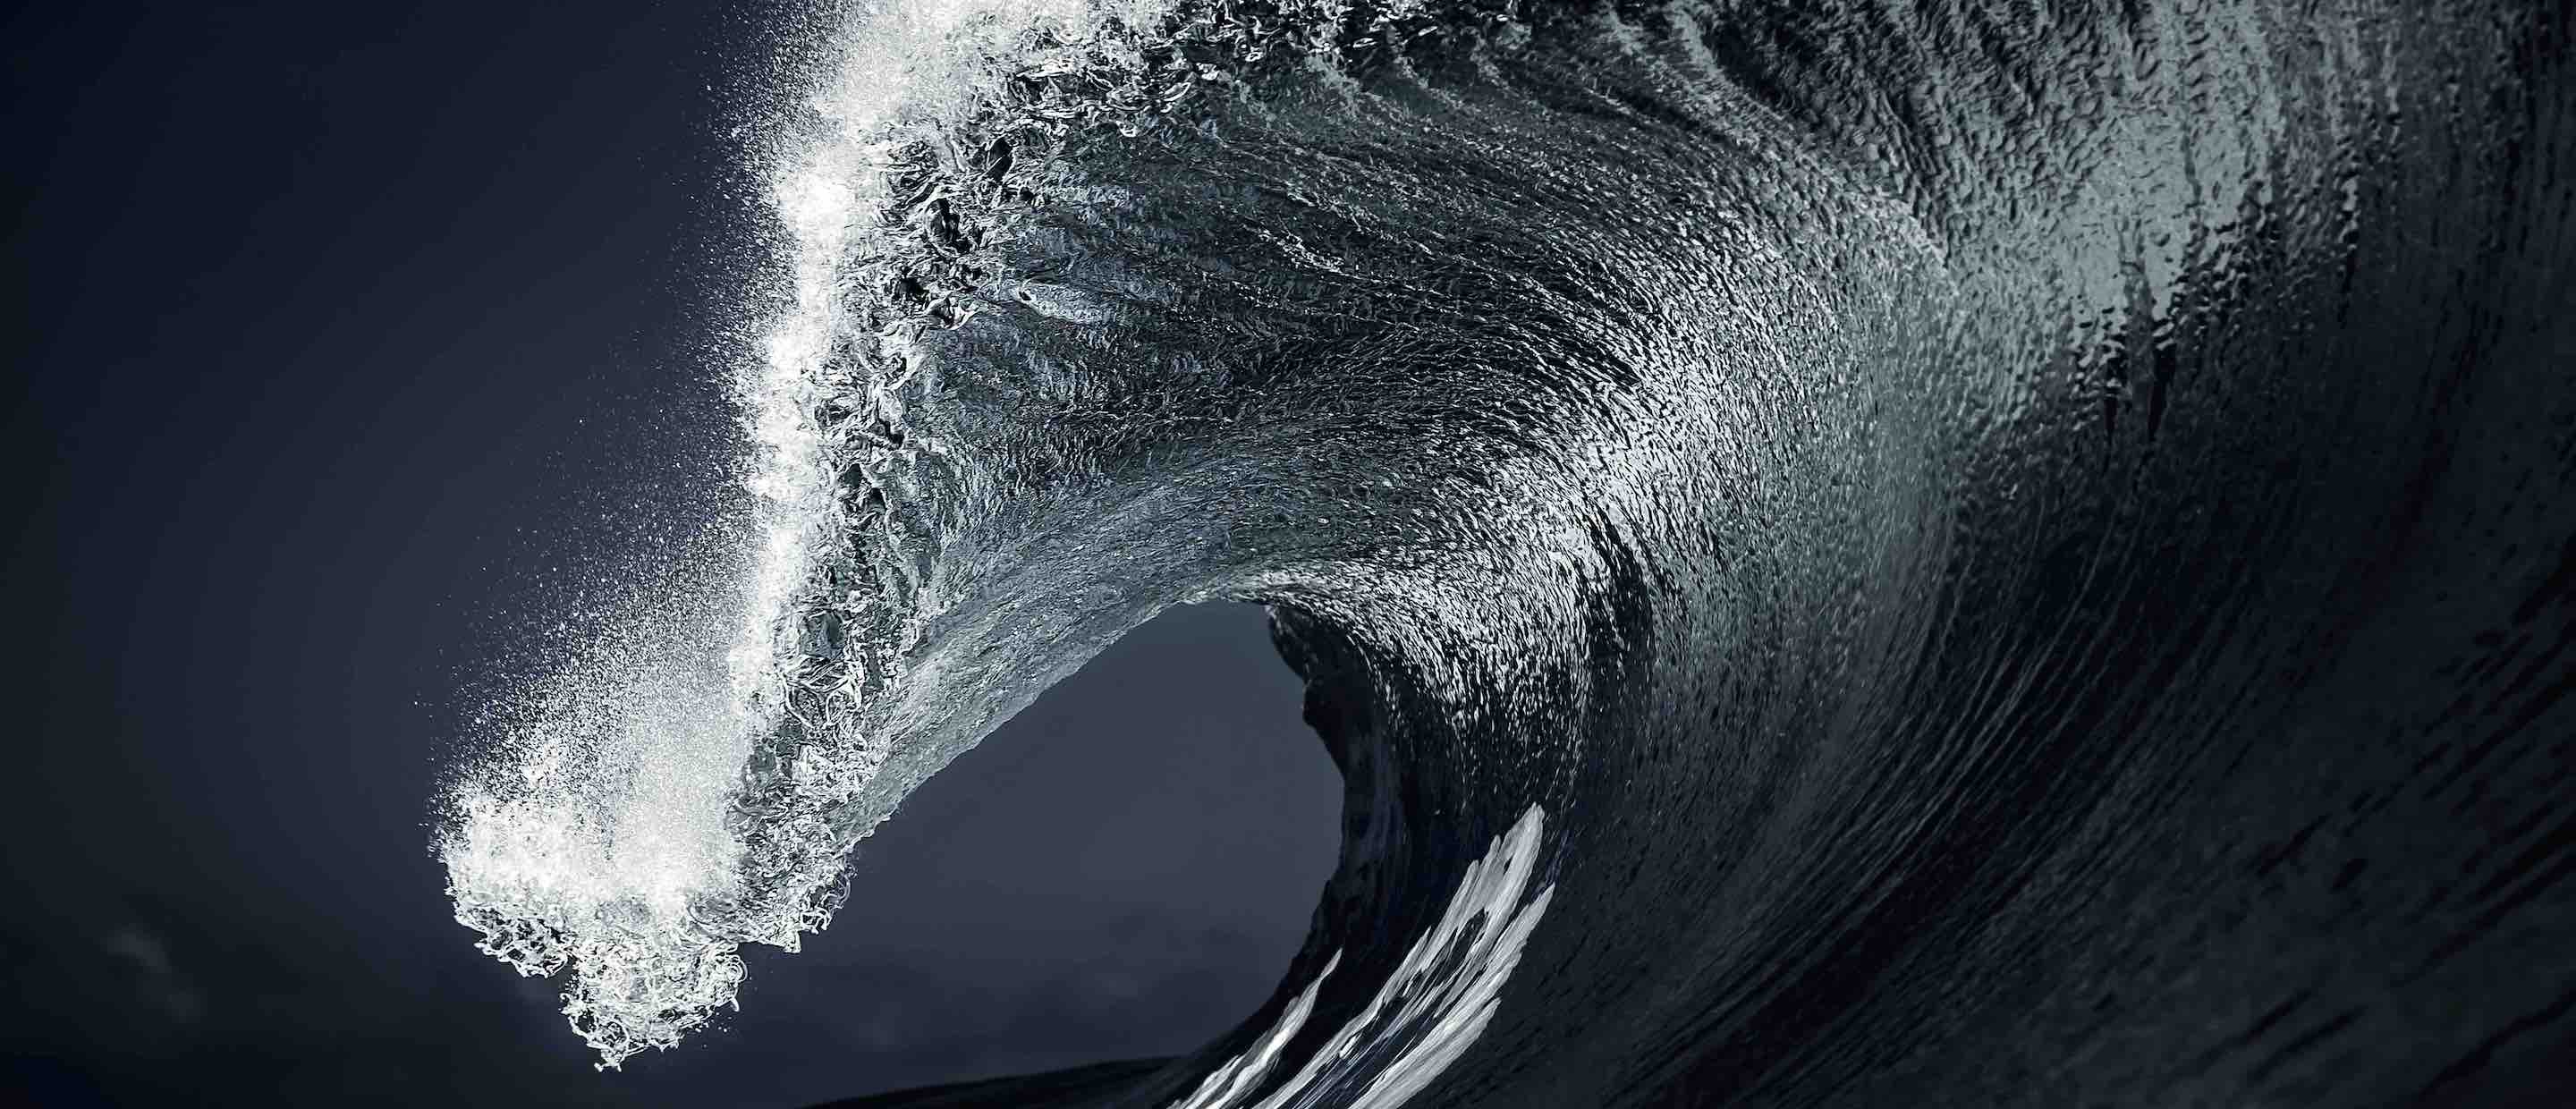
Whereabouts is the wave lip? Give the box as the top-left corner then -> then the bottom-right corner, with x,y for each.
438,0 -> 1411,1068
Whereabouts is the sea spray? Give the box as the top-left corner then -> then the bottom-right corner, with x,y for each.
438,0 -> 1444,1069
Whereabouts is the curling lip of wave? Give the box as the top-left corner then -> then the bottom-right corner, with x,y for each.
439,0 -> 1396,1069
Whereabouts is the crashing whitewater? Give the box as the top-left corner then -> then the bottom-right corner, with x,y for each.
439,1 -> 2576,1105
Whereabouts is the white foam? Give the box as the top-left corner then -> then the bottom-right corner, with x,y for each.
437,0 -> 1394,1070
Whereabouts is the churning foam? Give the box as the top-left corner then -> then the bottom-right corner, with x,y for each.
439,0 -> 1430,1070
437,0 -> 1192,1069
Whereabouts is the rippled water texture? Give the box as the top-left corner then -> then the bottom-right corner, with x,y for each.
440,1 -> 2574,1103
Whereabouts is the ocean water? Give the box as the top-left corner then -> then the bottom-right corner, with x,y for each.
438,1 -> 2576,1105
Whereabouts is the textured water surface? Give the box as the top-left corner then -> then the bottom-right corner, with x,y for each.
440,1 -> 2575,1104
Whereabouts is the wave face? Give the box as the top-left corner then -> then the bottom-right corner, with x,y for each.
440,0 -> 2576,1103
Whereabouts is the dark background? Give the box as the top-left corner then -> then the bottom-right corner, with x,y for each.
3,3 -> 1342,1105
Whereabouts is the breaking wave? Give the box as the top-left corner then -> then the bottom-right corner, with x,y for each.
440,0 -> 2576,1103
